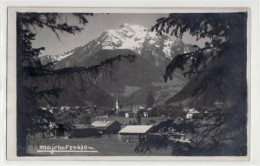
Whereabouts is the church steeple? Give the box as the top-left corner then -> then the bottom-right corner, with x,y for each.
115,94 -> 119,111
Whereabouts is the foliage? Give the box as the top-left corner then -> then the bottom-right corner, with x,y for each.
146,92 -> 155,107
80,114 -> 92,124
17,13 -> 136,155
152,13 -> 247,82
136,106 -> 246,155
150,105 -> 184,118
136,111 -> 142,125
138,12 -> 248,155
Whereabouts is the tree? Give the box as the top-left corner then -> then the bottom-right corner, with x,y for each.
146,92 -> 155,107
136,112 -> 142,125
152,13 -> 247,83
17,13 -> 136,155
79,114 -> 92,124
137,13 -> 248,155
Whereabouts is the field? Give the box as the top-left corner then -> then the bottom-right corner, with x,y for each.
27,116 -> 172,156
28,135 -> 172,156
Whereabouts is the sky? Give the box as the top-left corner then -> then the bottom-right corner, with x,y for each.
32,13 -> 210,56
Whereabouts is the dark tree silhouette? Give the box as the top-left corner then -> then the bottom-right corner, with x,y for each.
146,92 -> 155,107
17,13 -> 136,155
136,111 -> 142,125
152,13 -> 247,82
135,13 -> 248,156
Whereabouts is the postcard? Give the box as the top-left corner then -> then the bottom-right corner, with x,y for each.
5,7 -> 251,161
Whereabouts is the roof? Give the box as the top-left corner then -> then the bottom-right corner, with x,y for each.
91,120 -> 120,128
119,125 -> 153,134
132,108 -> 139,114
73,124 -> 93,129
56,112 -> 77,121
183,107 -> 190,112
187,108 -> 200,114
117,106 -> 132,112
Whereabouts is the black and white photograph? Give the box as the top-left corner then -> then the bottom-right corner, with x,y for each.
7,8 -> 250,158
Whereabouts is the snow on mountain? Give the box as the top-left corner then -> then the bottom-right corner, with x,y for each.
100,24 -> 147,51
39,50 -> 75,65
97,23 -> 174,59
40,23 -> 193,66
171,38 -> 197,57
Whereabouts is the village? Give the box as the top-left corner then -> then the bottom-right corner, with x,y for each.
26,94 -> 228,156
38,98 -> 223,144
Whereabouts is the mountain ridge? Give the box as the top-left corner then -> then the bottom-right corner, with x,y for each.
40,23 -> 195,67
38,23 -> 197,107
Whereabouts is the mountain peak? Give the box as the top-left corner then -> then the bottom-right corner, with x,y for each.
119,23 -> 147,29
40,24 -> 195,66
102,24 -> 148,38
98,24 -> 149,53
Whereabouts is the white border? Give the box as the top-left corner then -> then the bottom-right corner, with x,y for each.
1,0 -> 259,165
6,6 -> 252,161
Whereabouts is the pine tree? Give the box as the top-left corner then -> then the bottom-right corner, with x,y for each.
146,92 -> 155,107
136,13 -> 248,155
152,13 -> 247,82
16,13 -> 136,155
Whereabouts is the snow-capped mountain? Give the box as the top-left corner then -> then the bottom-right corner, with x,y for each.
98,23 -> 173,58
38,23 -> 196,107
39,23 -> 194,67
39,50 -> 75,65
171,38 -> 197,57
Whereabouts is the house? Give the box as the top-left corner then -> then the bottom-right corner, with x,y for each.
71,124 -> 101,138
125,112 -> 134,118
51,122 -> 71,138
183,107 -> 190,112
142,107 -> 154,118
130,105 -> 148,117
56,112 -> 77,125
116,106 -> 132,117
131,105 -> 140,114
132,106 -> 142,117
118,125 -> 154,142
143,111 -> 149,117
119,125 -> 154,135
186,108 -> 200,119
91,120 -> 122,134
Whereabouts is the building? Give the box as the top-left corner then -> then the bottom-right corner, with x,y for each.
132,105 -> 143,117
125,112 -> 134,118
116,106 -> 132,117
55,112 -> 77,125
186,108 -> 200,119
51,122 -> 71,138
118,125 -> 154,142
71,124 -> 101,138
115,95 -> 119,111
142,107 -> 154,118
143,111 -> 149,117
143,108 -> 152,117
91,120 -> 122,134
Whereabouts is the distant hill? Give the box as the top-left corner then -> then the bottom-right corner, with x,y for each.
166,55 -> 247,108
36,77 -> 114,107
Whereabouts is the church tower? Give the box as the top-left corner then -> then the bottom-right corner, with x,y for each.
115,94 -> 119,111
